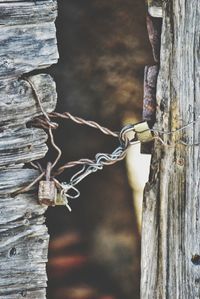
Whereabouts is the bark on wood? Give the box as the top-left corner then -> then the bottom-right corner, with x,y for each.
141,1 -> 200,298
0,1 -> 58,298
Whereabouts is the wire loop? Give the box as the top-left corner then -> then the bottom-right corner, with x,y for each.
15,77 -> 200,210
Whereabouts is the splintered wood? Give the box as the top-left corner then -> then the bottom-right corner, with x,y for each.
141,1 -> 200,298
0,1 -> 58,298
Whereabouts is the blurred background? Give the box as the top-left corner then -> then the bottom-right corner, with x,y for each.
46,1 -> 153,298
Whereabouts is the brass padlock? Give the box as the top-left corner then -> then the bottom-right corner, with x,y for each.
55,192 -> 66,206
54,186 -> 72,211
134,121 -> 154,143
38,163 -> 57,206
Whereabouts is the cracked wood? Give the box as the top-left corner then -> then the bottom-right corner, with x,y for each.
141,1 -> 200,298
0,0 -> 58,298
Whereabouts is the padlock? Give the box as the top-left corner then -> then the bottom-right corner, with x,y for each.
38,163 -> 57,206
54,188 -> 72,211
55,192 -> 66,206
134,121 -> 154,143
38,180 -> 57,206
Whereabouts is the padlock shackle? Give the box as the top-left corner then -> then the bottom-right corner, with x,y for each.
46,162 -> 52,181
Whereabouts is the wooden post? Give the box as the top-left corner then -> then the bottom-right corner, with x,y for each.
141,1 -> 200,298
0,1 -> 58,298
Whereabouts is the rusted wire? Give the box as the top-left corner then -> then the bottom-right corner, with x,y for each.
16,77 -> 200,199
49,111 -> 119,138
25,77 -> 62,170
24,77 -> 57,130
13,172 -> 45,196
53,146 -> 129,177
14,78 -> 125,197
49,127 -> 62,169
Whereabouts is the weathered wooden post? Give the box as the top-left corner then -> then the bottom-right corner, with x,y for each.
0,1 -> 58,298
141,0 -> 200,298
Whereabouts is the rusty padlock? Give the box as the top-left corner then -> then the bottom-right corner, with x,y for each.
38,162 -> 57,206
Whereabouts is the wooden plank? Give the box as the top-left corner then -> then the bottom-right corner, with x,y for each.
0,193 -> 46,225
0,1 -> 58,297
141,0 -> 200,298
0,0 -> 57,25
0,127 -> 48,167
0,221 -> 48,254
0,224 -> 49,294
0,169 -> 49,297
0,290 -> 46,299
0,168 -> 39,194
0,22 -> 58,77
0,74 -> 57,127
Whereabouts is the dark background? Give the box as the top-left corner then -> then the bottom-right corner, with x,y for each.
46,1 -> 153,298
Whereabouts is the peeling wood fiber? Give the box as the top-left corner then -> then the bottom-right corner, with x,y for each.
0,1 -> 58,298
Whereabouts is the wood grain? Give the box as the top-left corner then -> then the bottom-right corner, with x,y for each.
0,23 -> 58,78
0,0 -> 58,297
0,74 -> 57,127
0,169 -> 49,297
0,127 -> 48,167
0,0 -> 57,25
0,168 -> 39,195
141,1 -> 200,298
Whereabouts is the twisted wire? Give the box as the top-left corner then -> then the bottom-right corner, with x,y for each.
49,112 -> 119,138
15,77 -> 200,199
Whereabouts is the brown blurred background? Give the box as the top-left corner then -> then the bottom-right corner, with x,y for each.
47,1 -> 153,298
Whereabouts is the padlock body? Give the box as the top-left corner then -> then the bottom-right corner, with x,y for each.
134,121 -> 153,143
38,181 -> 57,206
55,193 -> 66,205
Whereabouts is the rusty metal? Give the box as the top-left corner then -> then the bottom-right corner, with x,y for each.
38,162 -> 57,206
142,13 -> 162,154
146,14 -> 162,63
49,111 -> 119,138
143,65 -> 159,124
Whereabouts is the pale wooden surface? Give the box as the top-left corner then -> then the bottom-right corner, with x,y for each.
147,0 -> 162,17
0,1 -> 58,298
0,0 -> 57,24
0,74 -> 57,127
141,1 -> 200,298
